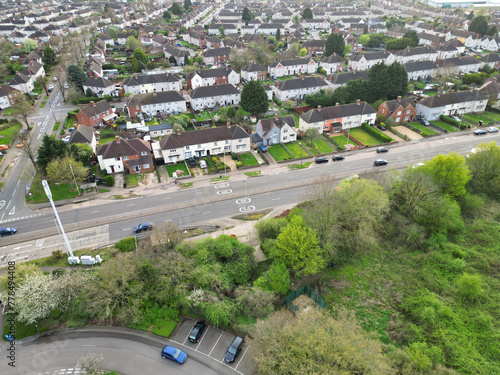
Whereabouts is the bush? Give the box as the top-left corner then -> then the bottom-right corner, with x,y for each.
104,175 -> 115,186
231,154 -> 238,160
236,161 -> 243,168
51,250 -> 64,260
457,273 -> 483,300
115,237 -> 135,252
439,115 -> 463,129
361,123 -> 393,143
211,156 -> 217,163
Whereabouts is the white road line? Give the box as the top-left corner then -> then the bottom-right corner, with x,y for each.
122,228 -> 130,231
209,332 -> 224,357
196,326 -> 209,348
16,180 -> 20,187
126,204 -> 135,207
82,345 -> 95,347
202,211 -> 211,214
163,197 -> 170,200
90,210 -> 100,214
271,198 -> 280,201
11,188 -> 16,196
120,348 -> 133,353
234,347 -> 248,370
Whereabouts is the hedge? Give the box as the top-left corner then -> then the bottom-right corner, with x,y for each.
72,95 -> 113,105
104,175 -> 115,186
440,115 -> 464,129
361,123 -> 393,143
115,237 -> 135,252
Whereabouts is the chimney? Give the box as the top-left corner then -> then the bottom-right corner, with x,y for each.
176,128 -> 181,135
276,81 -> 280,88
153,88 -> 157,96
90,101 -> 95,107
357,99 -> 361,105
397,96 -> 402,102
301,75 -> 304,80
115,135 -> 120,143
336,102 -> 340,106
274,113 -> 279,120
227,121 -> 231,128
15,71 -> 19,74
330,74 -> 333,80
318,105 -> 322,111
135,73 -> 137,78
30,60 -> 33,65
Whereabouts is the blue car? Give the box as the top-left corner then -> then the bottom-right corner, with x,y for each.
134,222 -> 153,233
161,345 -> 187,364
0,227 -> 17,235
258,145 -> 267,153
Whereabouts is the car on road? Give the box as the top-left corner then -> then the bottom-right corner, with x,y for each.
377,124 -> 386,131
487,126 -> 499,132
48,85 -> 54,92
134,222 -> 153,233
332,155 -> 345,161
188,321 -> 206,343
64,83 -> 69,89
0,227 -> 17,235
0,145 -> 8,151
315,157 -> 329,163
199,160 -> 207,168
16,140 -> 24,148
161,345 -> 187,364
374,159 -> 388,166
474,129 -> 488,135
225,336 -> 245,363
258,145 -> 267,153
376,147 -> 389,153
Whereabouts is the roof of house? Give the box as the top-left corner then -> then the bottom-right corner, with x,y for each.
0,84 -> 18,97
403,60 -> 438,72
159,125 -> 249,150
69,124 -> 94,145
438,56 -> 482,68
242,62 -> 267,72
79,99 -> 112,118
258,115 -> 295,137
203,46 -> 232,57
394,46 -> 437,57
277,76 -> 328,92
148,123 -> 173,131
97,137 -> 151,159
350,50 -> 391,62
269,58 -> 316,68
84,77 -> 115,88
300,101 -> 377,124
127,91 -> 186,106
123,72 -> 181,87
418,89 -> 488,108
190,84 -> 239,99
187,67 -> 236,80
383,97 -> 416,113
321,53 -> 344,63
9,73 -> 31,85
479,53 -> 500,63
328,70 -> 369,85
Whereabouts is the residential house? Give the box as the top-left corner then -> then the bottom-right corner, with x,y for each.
0,85 -> 21,110
299,101 -> 377,134
349,50 -> 394,71
268,58 -> 318,78
163,43 -> 189,66
479,53 -> 500,69
208,23 -> 238,35
83,77 -> 117,97
393,46 -> 438,63
145,123 -> 174,138
159,124 -> 250,163
377,96 -> 417,124
300,19 -> 330,30
186,67 -> 240,90
9,73 -> 33,94
202,47 -> 232,66
437,56 -> 482,75
97,136 -> 154,174
436,44 -> 459,60
274,76 -> 329,101
416,89 -> 488,121
403,61 -> 438,81
319,53 -> 345,74
326,70 -> 369,90
263,84 -> 273,101
126,91 -> 187,118
77,100 -> 116,128
68,125 -> 97,153
122,73 -> 182,94
190,84 -> 240,111
344,33 -> 361,53
302,39 -> 326,55
479,77 -> 500,101
256,23 -> 284,35
21,60 -> 45,80
8,31 -> 26,44
241,63 -> 267,81
256,114 -> 297,146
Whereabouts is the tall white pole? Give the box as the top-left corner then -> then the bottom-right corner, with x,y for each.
69,164 -> 80,195
42,180 -> 79,264
244,180 -> 248,219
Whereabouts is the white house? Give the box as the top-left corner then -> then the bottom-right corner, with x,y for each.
393,46 -> 438,64
0,85 -> 20,110
437,56 -> 482,75
349,51 -> 394,71
190,84 -> 240,111
83,77 -> 117,97
256,114 -> 297,146
274,76 -> 329,102
186,67 -> 240,90
122,73 -> 182,94
126,91 -> 187,118
319,53 -> 345,74
416,89 -> 488,121
403,61 -> 438,81
241,63 -> 267,81
268,58 -> 318,78
436,44 -> 459,60
9,73 -> 33,94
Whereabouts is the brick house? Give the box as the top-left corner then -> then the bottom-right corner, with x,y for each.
202,47 -> 232,66
241,63 -> 267,81
378,96 -> 417,124
77,100 -> 115,128
302,40 -> 325,55
97,136 -> 154,174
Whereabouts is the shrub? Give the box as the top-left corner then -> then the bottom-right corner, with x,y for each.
361,123 -> 393,143
457,273 -> 483,300
236,161 -> 243,168
115,237 -> 135,252
255,218 -> 288,241
104,175 -> 115,186
211,156 -> 217,163
51,250 -> 64,260
439,114 -> 462,128
231,154 -> 238,160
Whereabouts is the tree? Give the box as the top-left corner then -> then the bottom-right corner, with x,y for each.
304,127 -> 320,147
42,45 -> 57,72
53,70 -> 69,101
486,25 -> 498,36
12,97 -> 35,130
403,30 -> 420,46
466,142 -> 500,197
302,7 -> 313,20
240,80 -> 268,115
292,14 -> 300,24
162,10 -> 172,22
276,28 -> 281,40
325,33 -> 346,57
423,152 -> 471,199
47,156 -> 87,185
358,34 -> 370,45
252,309 -> 393,375
76,353 -> 103,375
67,65 -> 87,92
169,2 -> 185,15
36,75 -> 49,96
125,36 -> 143,51
183,0 -> 192,10
466,11 -> 475,20
299,48 -> 307,57
36,134 -> 69,173
469,15 -> 488,36
242,7 -> 255,24
272,215 -> 324,276
23,38 -> 38,53
19,133 -> 38,170
254,262 -> 290,295
219,25 -> 225,37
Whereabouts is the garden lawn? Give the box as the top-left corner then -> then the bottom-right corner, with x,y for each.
40,101 -> 46,108
125,174 -> 140,187
300,141 -> 319,155
166,162 -> 189,177
3,108 -> 13,115
432,120 -> 458,132
331,135 -> 356,149
349,128 -> 382,146
29,180 -> 79,203
267,144 -> 294,161
98,137 -> 115,145
195,115 -> 204,121
481,111 -> 500,122
64,117 -> 76,129
239,152 -> 259,166
311,138 -> 335,153
0,123 -> 21,137
201,111 -> 212,119
409,122 -> 438,136
293,113 -> 299,127
464,113 -> 493,125
286,142 -> 310,158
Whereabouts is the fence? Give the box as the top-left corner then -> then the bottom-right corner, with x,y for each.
285,285 -> 325,313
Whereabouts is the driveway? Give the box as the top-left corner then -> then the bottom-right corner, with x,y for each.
394,125 -> 424,140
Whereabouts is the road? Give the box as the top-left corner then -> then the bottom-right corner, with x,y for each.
0,83 -> 76,224
0,130 -> 497,264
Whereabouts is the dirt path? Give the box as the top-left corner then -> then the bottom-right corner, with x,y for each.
394,125 -> 424,140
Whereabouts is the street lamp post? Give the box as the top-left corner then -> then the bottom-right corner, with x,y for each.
50,104 -> 57,122
42,180 -> 79,264
244,180 -> 248,219
68,164 -> 80,195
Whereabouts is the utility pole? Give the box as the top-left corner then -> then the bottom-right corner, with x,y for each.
69,164 -> 80,195
244,180 -> 248,219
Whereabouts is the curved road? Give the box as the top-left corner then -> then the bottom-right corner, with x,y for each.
0,327 -> 241,375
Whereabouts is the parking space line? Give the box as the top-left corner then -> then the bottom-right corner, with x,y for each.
235,347 -> 248,370
209,331 -> 224,357
196,326 -> 210,349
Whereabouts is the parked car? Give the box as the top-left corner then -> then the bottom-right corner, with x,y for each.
474,129 -> 487,135
188,157 -> 197,167
161,345 -> 187,364
64,83 -> 69,89
188,321 -> 206,343
332,155 -> 345,161
48,84 -> 54,92
315,157 -> 328,164
450,115 -> 461,122
377,124 -> 386,131
374,159 -> 388,166
419,118 -> 430,126
258,145 -> 267,153
0,145 -> 8,151
16,140 -> 24,148
199,160 -> 207,168
0,227 -> 17,235
62,135 -> 71,143
134,222 -> 153,233
412,162 -> 425,169
376,147 -> 389,153
487,127 -> 499,133
224,336 -> 245,363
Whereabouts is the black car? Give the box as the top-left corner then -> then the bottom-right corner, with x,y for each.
376,147 -> 389,153
188,157 -> 197,167
188,321 -> 206,343
374,159 -> 388,166
315,157 -> 329,164
474,129 -> 487,135
332,155 -> 345,161
225,336 -> 245,363
377,124 -> 386,131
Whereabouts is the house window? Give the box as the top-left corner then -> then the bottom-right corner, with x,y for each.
405,116 -> 409,121
115,157 -> 120,161
123,156 -> 129,161
170,149 -> 176,153
396,117 -> 401,122
141,151 -> 147,156
186,146 -> 190,150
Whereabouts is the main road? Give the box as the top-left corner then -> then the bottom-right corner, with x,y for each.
0,129 -> 496,263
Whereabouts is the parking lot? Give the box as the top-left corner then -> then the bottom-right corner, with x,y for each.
169,318 -> 256,375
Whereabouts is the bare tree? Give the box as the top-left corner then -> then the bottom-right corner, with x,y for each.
12,97 -> 35,130
76,352 -> 104,375
19,134 -> 38,169
36,76 -> 49,96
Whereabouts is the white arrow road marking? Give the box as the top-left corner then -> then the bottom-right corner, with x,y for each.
0,201 -> 5,210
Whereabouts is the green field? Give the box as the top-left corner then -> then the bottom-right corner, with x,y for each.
408,122 -> 438,136
239,152 -> 259,166
331,134 -> 356,148
98,137 -> 115,145
3,108 -> 13,115
481,111 -> 500,122
29,180 -> 79,203
464,113 -> 493,125
166,162 -> 189,177
432,120 -> 458,132
0,123 -> 21,137
286,142 -> 310,158
349,128 -> 382,146
268,144 -> 294,161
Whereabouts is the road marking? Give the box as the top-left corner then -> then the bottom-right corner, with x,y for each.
90,210 -> 100,213
239,205 -> 256,213
0,213 -> 5,221
215,183 -> 229,188
236,198 -> 251,204
120,348 -> 133,353
0,200 -> 5,210
271,198 -> 280,201
36,239 -> 44,247
8,206 -> 15,215
209,331 -> 224,357
163,197 -> 170,200
202,211 -> 211,214
122,228 -> 130,231
11,188 -> 16,196
216,189 -> 232,195
82,345 -> 96,347
126,204 -> 135,207
235,347 -> 249,370
16,180 -> 20,187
